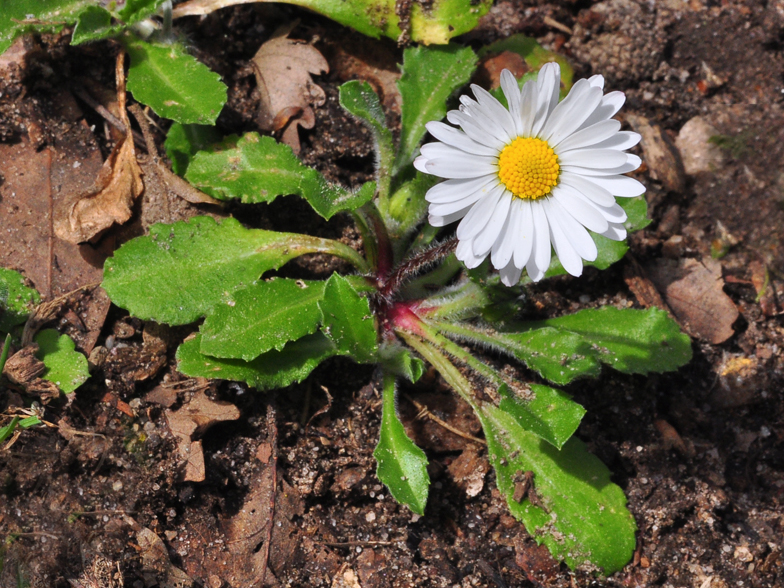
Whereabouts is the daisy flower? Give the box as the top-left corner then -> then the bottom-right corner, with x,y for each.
413,62 -> 644,286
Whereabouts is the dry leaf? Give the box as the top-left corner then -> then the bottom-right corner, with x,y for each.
647,257 -> 739,344
164,388 -> 240,482
626,113 -> 686,195
2,344 -> 60,402
475,51 -> 530,90
137,528 -> 194,588
55,52 -> 143,244
252,23 -> 329,153
447,446 -> 490,498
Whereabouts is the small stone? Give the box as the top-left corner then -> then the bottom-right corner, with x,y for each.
675,116 -> 726,175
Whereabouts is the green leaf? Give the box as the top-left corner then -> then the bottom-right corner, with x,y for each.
379,344 -> 425,383
124,37 -> 227,125
0,0 -> 93,56
0,334 -> 11,374
200,278 -> 326,361
103,216 -> 354,325
529,307 -> 692,375
185,133 -> 374,219
0,267 -> 40,332
477,401 -> 636,574
374,374 -> 430,515
318,274 -> 378,363
177,333 -> 338,390
497,384 -> 586,449
164,122 -> 222,176
0,417 -> 20,444
71,5 -> 122,45
115,0 -> 168,23
395,45 -> 478,174
339,81 -> 393,198
34,329 -> 89,393
621,196 -> 651,231
388,171 -> 439,237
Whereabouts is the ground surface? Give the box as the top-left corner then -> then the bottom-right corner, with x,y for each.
1,0 -> 784,587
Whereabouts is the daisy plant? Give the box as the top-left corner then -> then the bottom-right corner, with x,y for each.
103,40 -> 692,575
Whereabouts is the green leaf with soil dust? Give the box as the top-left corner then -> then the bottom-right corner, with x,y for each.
177,333 -> 338,390
477,400 -> 636,574
318,274 -> 378,364
103,216 -> 344,325
34,329 -> 89,393
185,133 -> 374,219
71,5 -> 123,45
0,0 -> 93,55
497,384 -> 586,449
125,37 -> 226,124
526,307 -> 692,375
200,279 -> 325,361
395,45 -> 478,174
165,122 -> 222,176
0,267 -> 41,332
374,374 -> 430,515
115,0 -> 169,23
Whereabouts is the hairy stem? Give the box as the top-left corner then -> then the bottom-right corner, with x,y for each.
379,237 -> 457,299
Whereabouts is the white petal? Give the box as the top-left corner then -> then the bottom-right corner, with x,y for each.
531,202 -> 552,277
425,175 -> 497,204
471,84 -> 517,140
428,190 -> 485,216
552,185 -> 609,233
429,208 -> 471,227
599,222 -> 627,241
542,80 -> 604,145
425,122 -> 499,156
500,69 -> 524,135
413,155 -> 429,174
558,149 -> 630,169
532,62 -> 561,136
586,175 -> 645,197
561,160 -> 641,177
422,153 -> 497,179
587,74 -> 604,90
588,131 -> 641,151
519,80 -> 537,136
456,186 -> 505,240
559,173 -> 616,207
491,197 -> 521,269
456,237 -> 485,269
593,201 -> 627,223
460,100 -> 516,144
548,198 -> 598,260
577,91 -> 625,131
446,110 -> 506,149
514,199 -> 535,269
545,200 -> 583,277
499,260 -> 523,287
473,192 -> 513,257
552,120 -> 621,153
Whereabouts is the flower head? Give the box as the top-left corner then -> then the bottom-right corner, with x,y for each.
414,63 -> 644,286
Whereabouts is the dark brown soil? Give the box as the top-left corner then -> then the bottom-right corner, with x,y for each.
2,0 -> 784,587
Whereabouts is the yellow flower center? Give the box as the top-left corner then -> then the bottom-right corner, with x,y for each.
497,137 -> 560,200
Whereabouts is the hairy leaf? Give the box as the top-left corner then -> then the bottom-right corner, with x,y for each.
164,122 -> 222,176
115,0 -> 169,23
374,374 -> 429,515
497,384 -> 586,449
0,0 -> 93,55
478,401 -> 636,574
200,279 -> 325,361
71,5 -> 123,45
103,216 -> 342,325
0,267 -> 41,332
319,274 -> 378,363
379,344 -> 425,383
185,133 -> 374,219
34,329 -> 89,393
395,45 -> 477,174
125,38 -> 226,125
177,333 -> 337,389
527,307 -> 692,375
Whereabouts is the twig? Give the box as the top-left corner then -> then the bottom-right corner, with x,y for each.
259,402 -> 278,586
71,85 -> 147,150
403,394 -> 486,446
315,539 -> 406,548
543,15 -> 573,35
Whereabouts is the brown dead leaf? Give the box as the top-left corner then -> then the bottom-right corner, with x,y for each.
165,388 -> 240,482
2,344 -> 60,402
647,257 -> 739,344
252,23 -> 329,153
137,528 -> 194,588
447,446 -> 490,498
626,113 -> 686,196
356,549 -> 390,588
55,52 -> 143,244
332,565 -> 362,588
475,51 -> 530,90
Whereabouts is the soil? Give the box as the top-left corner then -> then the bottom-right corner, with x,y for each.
1,0 -> 784,587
